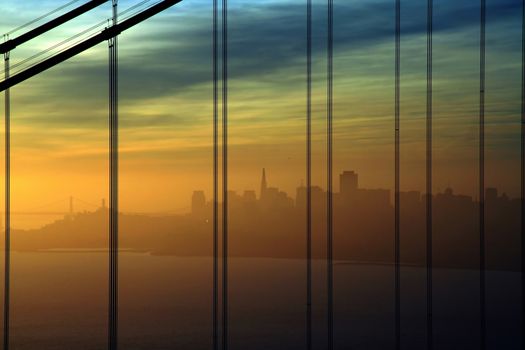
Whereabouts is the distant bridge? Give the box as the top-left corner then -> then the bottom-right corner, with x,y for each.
1,1 -> 183,350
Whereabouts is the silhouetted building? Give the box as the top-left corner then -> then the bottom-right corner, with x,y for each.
242,190 -> 257,212
242,190 -> 257,203
260,168 -> 267,200
400,191 -> 421,207
9,169 -> 521,271
435,187 -> 472,208
243,190 -> 256,203
340,170 -> 358,198
257,169 -> 293,210
357,188 -> 390,209
296,185 -> 325,210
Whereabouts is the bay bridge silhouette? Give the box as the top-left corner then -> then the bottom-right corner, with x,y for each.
0,0 -> 524,350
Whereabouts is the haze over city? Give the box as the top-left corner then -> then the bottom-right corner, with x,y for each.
0,0 -> 523,349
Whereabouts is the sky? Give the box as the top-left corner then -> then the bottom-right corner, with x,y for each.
0,0 -> 522,221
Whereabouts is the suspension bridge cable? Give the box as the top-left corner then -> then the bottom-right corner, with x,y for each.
1,0 -> 157,78
108,35 -> 112,347
521,0 -> 525,347
3,36 -> 11,350
7,19 -> 107,75
306,0 -> 313,349
394,0 -> 401,349
108,1 -> 119,349
119,0 -> 154,18
479,0 -> 487,348
0,1 -> 184,94
426,0 -> 433,349
222,0 -> 228,349
2,21 -> 106,77
212,0 -> 219,348
108,31 -> 114,350
327,0 -> 334,349
5,0 -> 82,36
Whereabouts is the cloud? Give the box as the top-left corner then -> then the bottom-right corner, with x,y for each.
5,0 -> 521,106
0,0 -> 522,159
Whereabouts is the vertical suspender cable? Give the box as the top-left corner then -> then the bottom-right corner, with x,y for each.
222,0 -> 228,349
521,0 -> 525,347
426,0 -> 433,349
394,0 -> 401,349
327,0 -> 334,349
212,0 -> 219,349
479,0 -> 486,348
306,0 -> 312,349
108,32 -> 113,348
3,34 -> 10,350
108,1 -> 118,349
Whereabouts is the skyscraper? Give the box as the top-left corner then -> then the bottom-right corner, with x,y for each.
340,170 -> 358,198
261,168 -> 267,199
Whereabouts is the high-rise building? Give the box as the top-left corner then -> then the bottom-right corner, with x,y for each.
340,170 -> 358,198
260,168 -> 267,199
296,185 -> 325,209
243,190 -> 257,203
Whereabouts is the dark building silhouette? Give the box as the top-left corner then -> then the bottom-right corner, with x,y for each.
243,190 -> 257,208
296,185 -> 324,210
260,168 -> 267,199
259,169 -> 293,210
8,168 -> 521,271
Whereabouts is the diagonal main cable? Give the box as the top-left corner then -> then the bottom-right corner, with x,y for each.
5,0 -> 82,36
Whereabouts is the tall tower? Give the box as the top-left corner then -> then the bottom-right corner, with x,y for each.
260,168 -> 267,199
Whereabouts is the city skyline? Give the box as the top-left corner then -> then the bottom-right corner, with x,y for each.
1,165 -> 518,232
191,167 -> 519,211
0,0 -> 523,214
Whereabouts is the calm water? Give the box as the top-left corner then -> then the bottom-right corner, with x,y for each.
0,252 -> 521,349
